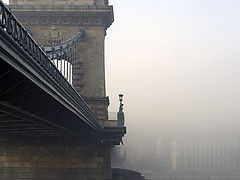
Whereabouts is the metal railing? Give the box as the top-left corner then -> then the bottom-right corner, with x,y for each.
42,30 -> 84,84
0,0 -> 99,129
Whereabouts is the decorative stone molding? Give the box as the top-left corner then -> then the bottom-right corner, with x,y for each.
10,0 -> 108,6
10,5 -> 113,29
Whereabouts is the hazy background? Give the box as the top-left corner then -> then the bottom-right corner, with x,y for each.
4,0 -> 240,169
105,0 -> 240,141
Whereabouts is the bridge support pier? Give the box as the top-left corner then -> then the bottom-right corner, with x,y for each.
0,140 -> 112,180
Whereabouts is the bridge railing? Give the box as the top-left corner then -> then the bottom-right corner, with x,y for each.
41,30 -> 84,85
0,0 -> 100,129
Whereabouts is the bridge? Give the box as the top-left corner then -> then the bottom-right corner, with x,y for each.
0,0 -> 127,179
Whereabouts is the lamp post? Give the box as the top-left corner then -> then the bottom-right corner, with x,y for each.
117,94 -> 124,126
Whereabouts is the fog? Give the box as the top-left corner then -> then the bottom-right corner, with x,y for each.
4,0 -> 240,177
105,0 -> 240,172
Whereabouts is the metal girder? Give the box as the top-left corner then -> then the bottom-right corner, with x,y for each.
0,101 -> 78,137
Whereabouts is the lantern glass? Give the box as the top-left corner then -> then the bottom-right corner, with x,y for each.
119,94 -> 123,101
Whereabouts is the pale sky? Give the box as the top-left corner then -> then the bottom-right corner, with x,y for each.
4,0 -> 240,148
105,0 -> 240,141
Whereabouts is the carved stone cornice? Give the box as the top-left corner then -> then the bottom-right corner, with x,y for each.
9,5 -> 114,29
9,5 -> 112,10
10,0 -> 109,6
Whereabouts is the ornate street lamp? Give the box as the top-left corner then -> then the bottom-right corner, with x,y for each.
117,94 -> 124,126
119,94 -> 123,102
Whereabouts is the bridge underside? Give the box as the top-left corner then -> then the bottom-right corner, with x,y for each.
0,27 -> 125,145
0,59 -> 93,138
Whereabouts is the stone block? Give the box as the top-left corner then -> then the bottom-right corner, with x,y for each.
0,141 -> 112,179
0,148 -> 5,156
71,162 -> 98,168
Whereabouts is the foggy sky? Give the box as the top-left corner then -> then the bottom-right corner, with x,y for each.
4,0 -> 240,142
105,0 -> 240,141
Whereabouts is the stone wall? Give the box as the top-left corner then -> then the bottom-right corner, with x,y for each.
0,140 -> 112,180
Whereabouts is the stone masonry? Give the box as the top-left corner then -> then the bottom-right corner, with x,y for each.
9,0 -> 113,121
0,140 -> 112,180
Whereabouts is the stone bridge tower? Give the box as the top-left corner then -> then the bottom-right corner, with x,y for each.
9,0 -> 113,122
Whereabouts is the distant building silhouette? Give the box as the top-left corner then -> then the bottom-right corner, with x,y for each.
174,137 -> 240,170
